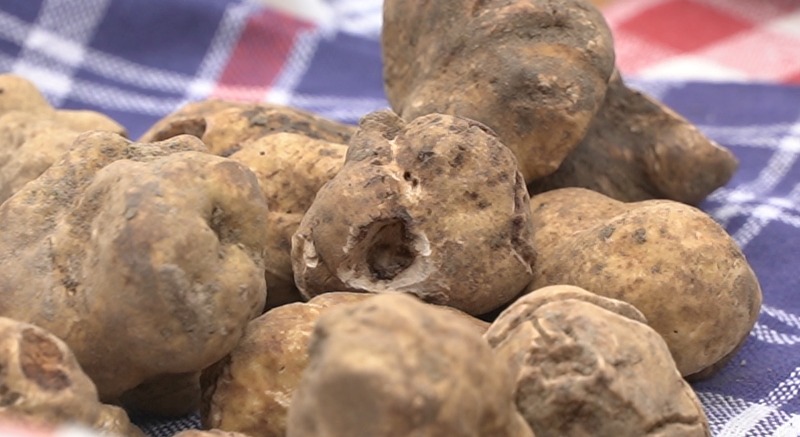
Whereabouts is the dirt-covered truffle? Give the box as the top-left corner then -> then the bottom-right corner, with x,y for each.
228,132 -> 347,215
139,99 -> 246,143
383,0 -> 615,182
0,131 -> 268,401
0,317 -> 144,437
528,188 -> 762,377
226,133 -> 348,308
201,292 -> 374,437
292,111 -> 536,315
528,72 -> 738,204
0,75 -> 125,203
140,101 -> 355,157
286,293 -> 532,437
141,102 -> 354,308
485,286 -> 710,436
0,74 -> 51,115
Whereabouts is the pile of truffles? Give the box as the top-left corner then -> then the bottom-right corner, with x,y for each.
0,0 -> 761,436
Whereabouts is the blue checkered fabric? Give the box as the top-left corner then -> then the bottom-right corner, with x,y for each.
1,1 -> 799,436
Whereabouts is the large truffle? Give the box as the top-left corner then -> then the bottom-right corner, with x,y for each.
292,111 -> 536,315
383,0 -> 615,181
286,294 -> 532,437
0,131 -> 268,400
528,188 -> 762,377
142,101 -> 354,309
528,71 -> 737,205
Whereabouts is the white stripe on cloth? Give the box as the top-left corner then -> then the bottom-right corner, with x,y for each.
22,28 -> 86,68
324,0 -> 382,38
762,305 -> 800,331
33,0 -> 109,42
717,403 -> 776,437
11,0 -> 110,105
766,368 -> 800,407
707,119 -> 800,247
66,77 -> 184,114
711,120 -> 800,198
707,376 -> 800,437
751,323 -> 800,346
0,3 -> 257,106
0,10 -> 28,45
0,9 -> 199,95
773,414 -> 800,437
729,204 -> 800,247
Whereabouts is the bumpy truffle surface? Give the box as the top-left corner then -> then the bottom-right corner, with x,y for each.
528,72 -> 738,205
0,317 -> 144,437
287,294 -> 532,437
485,286 -> 710,437
201,292 -> 373,437
383,0 -> 615,181
0,132 -> 268,400
293,111 -> 536,315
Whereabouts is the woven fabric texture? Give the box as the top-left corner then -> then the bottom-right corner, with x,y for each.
0,0 -> 799,436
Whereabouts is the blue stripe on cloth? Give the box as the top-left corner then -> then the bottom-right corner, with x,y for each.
1,0 -> 43,22
1,1 -> 800,436
86,0 -> 238,74
293,31 -> 384,100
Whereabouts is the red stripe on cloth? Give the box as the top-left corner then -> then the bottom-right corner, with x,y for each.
212,8 -> 313,101
616,0 -> 755,52
784,70 -> 800,85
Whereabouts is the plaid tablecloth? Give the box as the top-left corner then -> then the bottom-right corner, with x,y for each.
1,0 -> 799,436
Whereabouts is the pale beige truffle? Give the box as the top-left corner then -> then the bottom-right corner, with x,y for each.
201,292 -> 374,437
0,75 -> 125,203
142,101 -> 354,309
286,294 -> 533,437
528,188 -> 762,377
139,100 -> 355,156
0,132 -> 268,400
226,133 -> 348,309
485,285 -> 711,436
